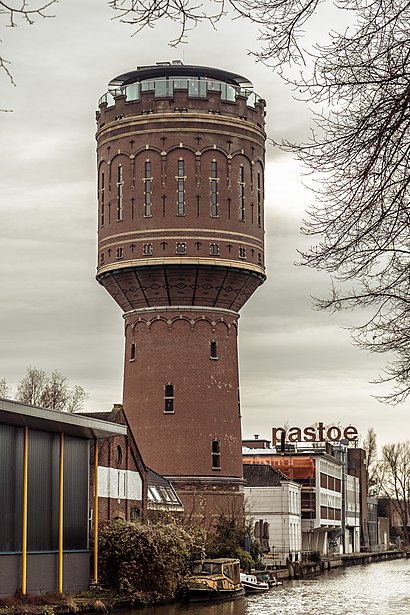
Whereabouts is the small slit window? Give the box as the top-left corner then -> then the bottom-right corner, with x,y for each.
210,243 -> 219,256
143,243 -> 153,255
212,440 -> 221,469
210,341 -> 218,359
116,247 -> 124,259
130,342 -> 136,361
176,242 -> 186,254
164,383 -> 174,413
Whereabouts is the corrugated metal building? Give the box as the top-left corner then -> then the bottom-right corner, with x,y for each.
0,398 -> 126,596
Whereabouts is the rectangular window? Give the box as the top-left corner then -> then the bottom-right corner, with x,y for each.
176,242 -> 186,254
210,341 -> 218,359
144,160 -> 152,216
130,342 -> 136,361
239,246 -> 246,259
238,165 -> 245,220
101,172 -> 105,226
257,171 -> 262,226
210,161 -> 218,216
117,165 -> 123,221
177,159 -> 185,215
212,440 -> 221,469
210,243 -> 219,256
164,384 -> 174,413
116,247 -> 123,259
143,243 -> 153,255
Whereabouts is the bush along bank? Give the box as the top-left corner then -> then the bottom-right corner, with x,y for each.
97,519 -> 207,606
97,514 -> 262,607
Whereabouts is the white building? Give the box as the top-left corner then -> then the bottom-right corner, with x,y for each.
345,473 -> 361,553
243,464 -> 302,565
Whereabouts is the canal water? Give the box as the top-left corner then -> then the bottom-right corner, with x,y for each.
117,558 -> 409,615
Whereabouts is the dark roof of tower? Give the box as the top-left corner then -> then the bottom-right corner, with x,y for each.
108,62 -> 253,92
243,463 -> 291,487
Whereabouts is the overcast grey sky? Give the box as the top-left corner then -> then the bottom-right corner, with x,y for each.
1,1 -> 407,447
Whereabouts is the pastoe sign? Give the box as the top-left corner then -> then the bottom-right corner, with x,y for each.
271,422 -> 358,446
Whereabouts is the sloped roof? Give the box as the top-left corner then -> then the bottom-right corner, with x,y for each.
243,463 -> 291,487
0,398 -> 126,439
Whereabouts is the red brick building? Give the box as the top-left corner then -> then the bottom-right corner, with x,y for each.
85,405 -> 183,526
95,62 -> 266,521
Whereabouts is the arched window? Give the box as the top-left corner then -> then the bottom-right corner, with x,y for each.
238,165 -> 245,220
117,165 -> 123,221
144,160 -> 152,216
257,171 -> 262,227
210,160 -> 218,216
115,445 -> 123,467
100,171 -> 105,226
177,159 -> 185,215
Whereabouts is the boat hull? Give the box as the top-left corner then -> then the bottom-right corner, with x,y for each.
187,587 -> 245,602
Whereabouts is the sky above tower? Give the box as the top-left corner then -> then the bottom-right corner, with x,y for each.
0,1 -> 407,447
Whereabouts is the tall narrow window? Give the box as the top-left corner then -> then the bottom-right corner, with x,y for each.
130,342 -> 136,361
212,440 -> 221,469
100,172 -> 105,226
210,341 -> 218,359
257,171 -> 262,227
117,165 -> 123,221
238,165 -> 245,220
177,159 -> 185,215
210,161 -> 218,216
164,384 -> 174,413
144,160 -> 152,216
116,246 -> 123,259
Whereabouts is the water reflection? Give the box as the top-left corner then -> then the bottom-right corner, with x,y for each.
118,559 -> 409,615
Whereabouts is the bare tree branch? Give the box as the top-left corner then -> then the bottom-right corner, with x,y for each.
0,1 -> 57,88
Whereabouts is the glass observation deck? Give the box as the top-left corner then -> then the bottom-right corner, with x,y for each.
98,76 -> 261,109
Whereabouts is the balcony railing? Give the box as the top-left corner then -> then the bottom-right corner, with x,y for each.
98,77 -> 261,109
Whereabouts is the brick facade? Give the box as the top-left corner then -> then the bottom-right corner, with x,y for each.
87,406 -> 147,526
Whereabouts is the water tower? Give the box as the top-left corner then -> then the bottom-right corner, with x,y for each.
96,62 -> 266,518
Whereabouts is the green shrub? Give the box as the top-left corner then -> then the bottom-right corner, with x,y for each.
98,520 -> 206,603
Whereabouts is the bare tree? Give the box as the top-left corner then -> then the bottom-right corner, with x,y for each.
362,428 -> 379,496
379,441 -> 410,545
0,1 -> 57,86
15,366 -> 88,412
108,1 -> 410,403
0,377 -> 9,398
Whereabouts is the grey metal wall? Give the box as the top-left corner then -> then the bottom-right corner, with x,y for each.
0,553 -> 90,595
0,424 -> 90,595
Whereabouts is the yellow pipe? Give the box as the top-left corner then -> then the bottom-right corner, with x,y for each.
93,438 -> 99,584
58,433 -> 64,593
22,426 -> 29,595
